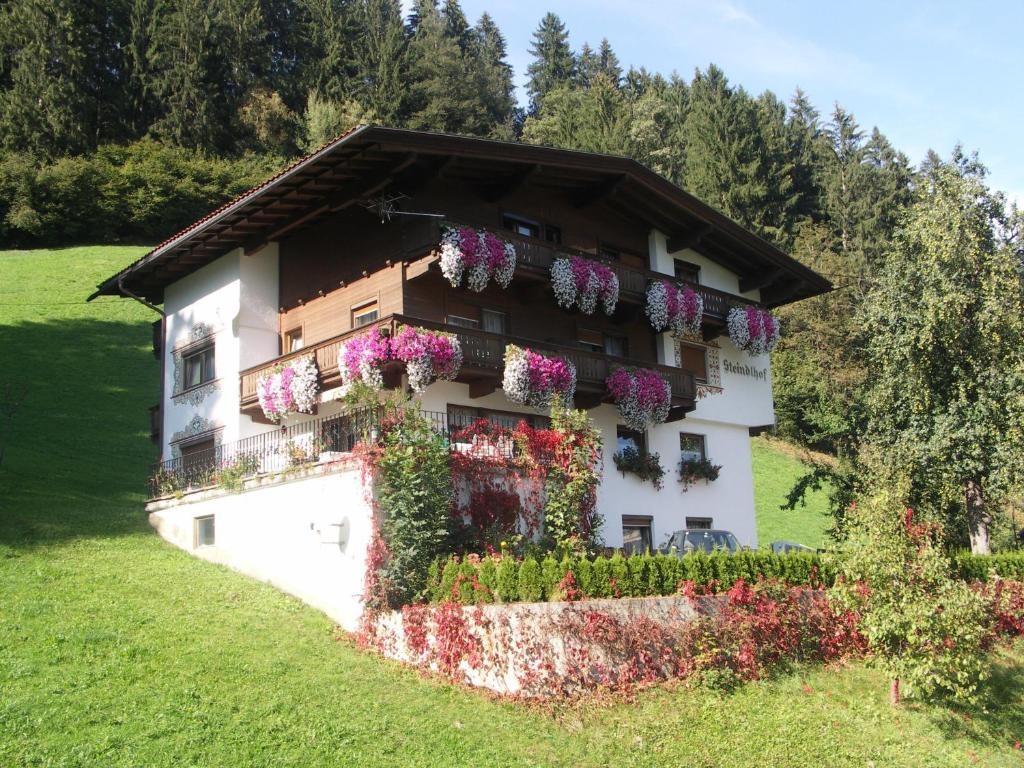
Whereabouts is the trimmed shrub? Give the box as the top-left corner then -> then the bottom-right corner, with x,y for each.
496,556 -> 519,602
591,556 -> 612,598
517,556 -> 543,602
608,552 -> 628,597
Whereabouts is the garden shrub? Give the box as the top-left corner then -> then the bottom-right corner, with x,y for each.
952,551 -> 1024,581
496,555 -> 518,602
517,556 -> 542,602
608,552 -> 628,597
540,554 -> 561,600
590,557 -> 612,598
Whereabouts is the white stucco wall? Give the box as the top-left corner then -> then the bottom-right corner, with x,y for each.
161,245 -> 280,458
147,466 -> 374,631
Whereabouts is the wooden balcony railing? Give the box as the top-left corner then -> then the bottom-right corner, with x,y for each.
240,313 -> 696,414
404,218 -> 754,321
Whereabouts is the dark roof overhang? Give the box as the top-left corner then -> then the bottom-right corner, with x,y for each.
89,126 -> 831,307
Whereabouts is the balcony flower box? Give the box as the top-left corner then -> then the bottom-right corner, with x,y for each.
391,325 -> 463,394
551,255 -> 619,315
502,344 -> 577,409
606,367 -> 672,431
727,306 -> 781,355
645,280 -> 704,337
440,225 -> 516,292
338,326 -> 395,392
256,354 -> 319,422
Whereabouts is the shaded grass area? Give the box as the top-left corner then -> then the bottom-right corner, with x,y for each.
752,436 -> 833,550
1,246 -> 1023,767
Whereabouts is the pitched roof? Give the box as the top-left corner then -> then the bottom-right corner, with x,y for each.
90,126 -> 831,306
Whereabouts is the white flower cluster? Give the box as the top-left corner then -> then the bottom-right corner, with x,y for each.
256,355 -> 319,422
501,347 -> 532,406
549,257 -> 619,316
726,306 -> 781,356
645,281 -> 670,331
289,355 -> 319,413
644,281 -> 704,338
439,226 -> 517,293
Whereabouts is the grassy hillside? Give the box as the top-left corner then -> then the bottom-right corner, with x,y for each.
2,246 -> 1023,767
751,437 -> 834,549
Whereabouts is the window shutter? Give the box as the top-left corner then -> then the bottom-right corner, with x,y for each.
680,343 -> 707,382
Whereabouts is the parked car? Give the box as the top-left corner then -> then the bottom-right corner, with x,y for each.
770,540 -> 815,555
661,529 -> 741,555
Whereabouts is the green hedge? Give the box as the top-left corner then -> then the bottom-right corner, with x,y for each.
426,550 -> 1024,605
951,552 -> 1024,581
428,550 -> 834,605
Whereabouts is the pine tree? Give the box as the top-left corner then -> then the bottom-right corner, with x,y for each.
576,43 -> 599,89
597,38 -> 621,88
471,13 -> 516,138
0,0 -> 132,155
525,13 -> 574,115
352,0 -> 406,125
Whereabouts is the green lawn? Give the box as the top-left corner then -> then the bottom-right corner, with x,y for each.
752,437 -> 833,549
2,246 -> 1023,767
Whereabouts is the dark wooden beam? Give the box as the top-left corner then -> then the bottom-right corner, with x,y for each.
468,378 -> 497,399
739,267 -> 784,293
573,392 -> 605,410
667,224 -> 713,254
571,175 -> 625,208
478,164 -> 540,203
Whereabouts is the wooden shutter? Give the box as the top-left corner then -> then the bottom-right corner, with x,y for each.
680,343 -> 707,382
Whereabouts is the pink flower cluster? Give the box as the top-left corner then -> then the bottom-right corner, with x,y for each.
391,325 -> 463,394
502,344 -> 577,409
726,305 -> 781,355
440,226 -> 517,292
551,256 -> 620,315
338,326 -> 394,391
606,367 -> 672,431
338,326 -> 463,394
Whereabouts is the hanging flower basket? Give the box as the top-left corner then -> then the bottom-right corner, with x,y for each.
439,225 -> 516,292
645,280 -> 703,337
550,255 -> 619,315
502,344 -> 576,409
338,326 -> 395,392
726,305 -> 781,355
391,325 -> 463,394
605,367 -> 672,432
257,354 -> 319,422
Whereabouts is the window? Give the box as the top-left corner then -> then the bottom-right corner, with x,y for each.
481,309 -> 508,335
685,517 -> 713,530
194,515 -> 215,547
544,225 -> 562,244
622,516 -> 653,555
446,299 -> 480,329
679,433 -> 706,463
285,327 -> 304,352
183,345 -> 215,389
616,425 -> 645,454
674,259 -> 701,284
604,333 -> 628,358
180,438 -> 214,468
598,245 -> 620,261
577,326 -> 603,352
502,214 -> 541,239
679,343 -> 708,383
352,300 -> 379,328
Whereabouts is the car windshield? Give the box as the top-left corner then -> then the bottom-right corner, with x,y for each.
671,530 -> 739,554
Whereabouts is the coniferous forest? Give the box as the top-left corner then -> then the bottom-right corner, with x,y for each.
2,1 -> 1022,549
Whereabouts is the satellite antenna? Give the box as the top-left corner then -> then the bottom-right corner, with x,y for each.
361,193 -> 445,224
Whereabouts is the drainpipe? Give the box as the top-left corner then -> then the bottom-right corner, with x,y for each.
117,278 -> 167,465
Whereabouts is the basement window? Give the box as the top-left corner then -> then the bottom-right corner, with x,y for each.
622,515 -> 653,555
194,515 -> 215,547
685,517 -> 713,530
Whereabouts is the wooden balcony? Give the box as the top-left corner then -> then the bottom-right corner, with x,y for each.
400,219 -> 755,332
240,314 -> 697,420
